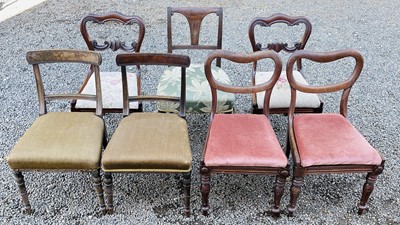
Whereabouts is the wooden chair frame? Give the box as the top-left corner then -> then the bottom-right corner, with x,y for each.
248,13 -> 323,114
12,49 -> 107,214
286,49 -> 385,216
71,11 -> 145,113
200,50 -> 289,217
102,53 -> 192,216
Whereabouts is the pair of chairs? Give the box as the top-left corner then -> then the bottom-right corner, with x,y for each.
8,48 -> 384,217
200,49 -> 384,216
70,9 -> 322,116
8,50 -> 192,216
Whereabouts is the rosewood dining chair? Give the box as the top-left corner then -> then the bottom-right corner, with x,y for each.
71,11 -> 145,113
286,49 -> 384,216
101,53 -> 192,216
248,13 -> 323,114
156,7 -> 235,113
7,49 -> 107,214
200,50 -> 289,217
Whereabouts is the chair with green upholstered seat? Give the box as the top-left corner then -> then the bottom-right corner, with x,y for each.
101,53 -> 192,216
156,7 -> 235,113
7,49 -> 107,214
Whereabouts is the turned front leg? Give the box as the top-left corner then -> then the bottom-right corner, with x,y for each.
103,172 -> 114,214
287,175 -> 304,217
358,165 -> 383,215
13,171 -> 32,214
182,172 -> 191,217
200,167 -> 210,216
92,169 -> 106,215
272,169 -> 289,217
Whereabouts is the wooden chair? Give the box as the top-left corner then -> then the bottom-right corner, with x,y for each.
248,13 -> 323,114
286,49 -> 384,216
7,50 -> 107,214
200,50 -> 289,217
156,7 -> 235,113
101,53 -> 192,216
71,11 -> 145,113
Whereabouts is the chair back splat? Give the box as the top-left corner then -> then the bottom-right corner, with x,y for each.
72,11 -> 145,113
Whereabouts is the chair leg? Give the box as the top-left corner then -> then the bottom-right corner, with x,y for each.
287,175 -> 304,217
103,172 -> 114,214
272,169 -> 289,217
92,169 -> 106,215
200,166 -> 211,216
358,165 -> 384,215
182,172 -> 191,217
13,171 -> 32,214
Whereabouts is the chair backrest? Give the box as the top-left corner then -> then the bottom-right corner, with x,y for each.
204,50 -> 282,117
116,53 -> 191,117
26,49 -> 103,116
248,13 -> 312,71
80,11 -> 145,53
167,7 -> 223,67
286,49 -> 364,119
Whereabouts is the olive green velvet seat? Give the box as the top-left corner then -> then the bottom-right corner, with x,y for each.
101,53 -> 192,216
8,112 -> 104,170
7,50 -> 107,215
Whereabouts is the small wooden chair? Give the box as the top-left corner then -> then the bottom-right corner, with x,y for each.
71,11 -> 145,113
249,13 -> 323,114
101,53 -> 192,216
7,50 -> 107,214
286,49 -> 384,216
156,7 -> 235,113
200,50 -> 289,217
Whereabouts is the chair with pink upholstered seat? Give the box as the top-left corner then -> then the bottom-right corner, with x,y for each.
200,50 -> 289,217
286,49 -> 385,216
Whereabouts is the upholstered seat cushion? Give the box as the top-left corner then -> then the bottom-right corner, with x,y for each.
102,113 -> 192,172
255,71 -> 321,109
75,71 -> 139,109
293,113 -> 383,167
7,112 -> 104,170
204,114 -> 287,167
156,64 -> 235,113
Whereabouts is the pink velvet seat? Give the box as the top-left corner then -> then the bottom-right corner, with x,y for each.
286,49 -> 385,216
205,114 -> 287,167
293,114 -> 382,167
200,50 -> 289,217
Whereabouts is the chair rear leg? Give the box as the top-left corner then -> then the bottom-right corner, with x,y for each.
13,171 -> 32,214
104,172 -> 114,214
272,168 -> 289,217
287,174 -> 304,217
358,165 -> 384,215
200,166 -> 211,216
92,169 -> 106,215
182,171 -> 191,217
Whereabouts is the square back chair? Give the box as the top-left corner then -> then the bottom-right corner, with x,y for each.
249,13 -> 323,114
71,11 -> 145,113
286,49 -> 384,216
7,49 -> 107,214
101,53 -> 192,216
156,7 -> 235,113
200,50 -> 289,217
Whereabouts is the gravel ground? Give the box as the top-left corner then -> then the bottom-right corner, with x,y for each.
0,0 -> 399,224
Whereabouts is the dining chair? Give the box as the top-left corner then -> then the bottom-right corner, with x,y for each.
101,53 -> 192,216
286,49 -> 384,216
156,7 -> 235,113
200,50 -> 289,217
71,11 -> 145,113
7,49 -> 107,214
248,13 -> 323,114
